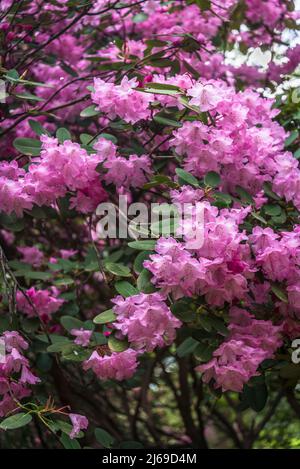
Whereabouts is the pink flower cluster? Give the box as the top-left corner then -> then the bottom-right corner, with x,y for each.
95,137 -> 152,189
91,77 -> 152,124
170,81 -> 300,208
250,226 -> 300,320
0,136 -> 108,216
16,287 -> 64,321
145,202 -> 254,307
196,307 -> 282,392
83,348 -> 138,381
0,331 -> 40,417
84,293 -> 181,381
112,292 -> 182,352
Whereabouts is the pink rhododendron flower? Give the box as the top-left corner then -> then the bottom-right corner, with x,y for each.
0,332 -> 40,417
71,328 -> 93,347
69,413 -> 89,439
196,308 -> 282,392
16,287 -> 64,320
187,82 -> 224,111
83,348 -> 138,381
112,292 -> 181,352
92,76 -> 152,124
17,246 -> 44,267
59,249 -> 78,259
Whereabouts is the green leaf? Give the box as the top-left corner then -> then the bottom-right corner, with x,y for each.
104,262 -> 131,277
0,413 -> 32,430
60,316 -> 83,332
143,174 -> 177,190
80,105 -> 99,117
55,420 -> 84,438
60,61 -> 78,77
213,192 -> 232,207
271,210 -> 287,225
179,95 -> 200,113
198,315 -> 213,331
271,284 -> 288,303
153,115 -> 182,128
93,309 -> 116,324
60,433 -> 81,449
194,0 -> 211,10
177,337 -> 199,357
204,171 -> 221,188
56,128 -> 71,143
263,204 -> 282,217
108,335 -> 129,352
115,281 -> 138,297
47,337 -> 71,353
171,300 -> 197,322
13,138 -> 41,156
251,212 -> 267,224
294,148 -> 300,159
53,277 -> 74,286
145,40 -> 168,49
285,130 -> 299,147
29,120 -> 50,137
80,133 -> 93,145
263,182 -> 281,201
95,428 -> 115,448
14,271 -> 52,280
0,213 -> 25,231
236,186 -> 254,205
133,251 -> 151,274
142,82 -> 181,96
61,344 -> 91,362
175,168 -> 200,187
194,343 -> 214,361
99,133 -> 118,144
4,72 -> 53,88
137,268 -> 156,293
144,82 -> 181,91
128,240 -> 156,250
206,316 -> 228,335
242,379 -> 268,412
14,92 -> 44,102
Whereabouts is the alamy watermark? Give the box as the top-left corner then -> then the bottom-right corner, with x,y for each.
0,338 -> 5,364
291,339 -> 300,364
0,80 -> 6,103
291,87 -> 300,104
95,195 -> 205,249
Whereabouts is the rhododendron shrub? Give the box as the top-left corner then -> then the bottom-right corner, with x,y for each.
1,0 -> 300,450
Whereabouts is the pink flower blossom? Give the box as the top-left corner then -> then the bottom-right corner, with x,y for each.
17,246 -> 44,267
196,308 -> 282,392
71,328 -> 93,347
112,292 -> 181,352
69,413 -> 89,439
92,76 -> 152,124
83,348 -> 138,381
16,287 -> 64,320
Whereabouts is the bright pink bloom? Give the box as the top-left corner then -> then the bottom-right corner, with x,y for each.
112,293 -> 181,352
83,348 -> 138,381
197,308 -> 282,392
16,287 -> 64,320
69,413 -> 89,439
71,329 -> 93,347
17,246 -> 44,267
